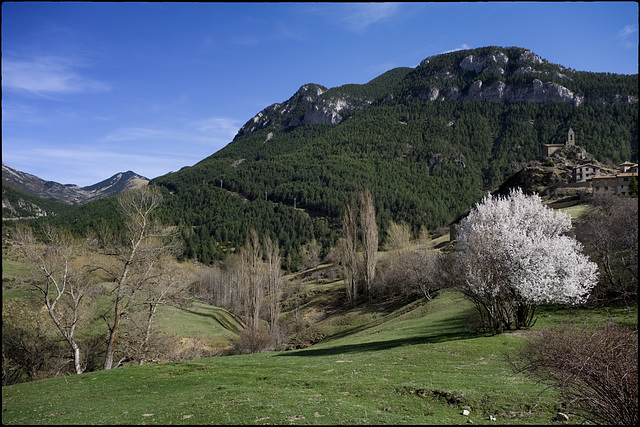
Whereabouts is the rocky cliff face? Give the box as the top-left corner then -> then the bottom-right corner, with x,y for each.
2,164 -> 149,205
236,83 -> 371,138
2,187 -> 53,219
236,47 -> 637,140
410,48 -> 589,106
438,78 -> 584,106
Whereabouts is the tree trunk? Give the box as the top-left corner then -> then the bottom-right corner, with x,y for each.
71,341 -> 83,374
103,311 -> 120,370
139,303 -> 158,365
104,282 -> 126,370
342,200 -> 359,307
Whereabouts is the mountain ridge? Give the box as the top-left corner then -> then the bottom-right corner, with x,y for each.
2,164 -> 149,218
6,46 -> 637,267
233,46 -> 637,142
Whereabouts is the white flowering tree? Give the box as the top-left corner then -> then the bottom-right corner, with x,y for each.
456,188 -> 598,333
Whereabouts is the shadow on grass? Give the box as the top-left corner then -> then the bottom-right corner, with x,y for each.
315,298 -> 425,344
278,319 -> 482,358
176,306 -> 244,334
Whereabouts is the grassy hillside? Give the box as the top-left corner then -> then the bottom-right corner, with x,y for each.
3,285 -> 636,425
0,291 -> 551,425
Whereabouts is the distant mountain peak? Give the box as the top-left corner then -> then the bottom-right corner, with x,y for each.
2,163 -> 149,206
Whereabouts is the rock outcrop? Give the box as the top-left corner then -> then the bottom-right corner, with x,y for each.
236,83 -> 367,137
420,47 -> 633,107
235,47 -> 637,139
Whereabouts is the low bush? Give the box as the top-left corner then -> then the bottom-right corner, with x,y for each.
2,319 -> 65,385
229,326 -> 275,355
508,321 -> 638,425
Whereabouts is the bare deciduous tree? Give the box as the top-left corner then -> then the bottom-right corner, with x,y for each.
263,234 -> 283,331
137,256 -> 193,365
417,225 -> 432,249
96,186 -> 175,370
299,238 -> 321,270
384,221 -> 412,252
509,321 -> 638,425
373,229 -> 440,300
12,223 -> 90,375
402,238 -> 438,300
240,228 -> 264,332
575,195 -> 638,305
222,251 -> 246,316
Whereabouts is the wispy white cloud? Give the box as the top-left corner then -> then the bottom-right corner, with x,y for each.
617,24 -> 638,49
1,56 -> 110,96
192,116 -> 242,136
440,44 -> 472,54
3,115 -> 243,186
103,116 -> 241,147
102,127 -> 193,143
337,3 -> 400,32
0,101 -> 45,124
4,142 -> 203,186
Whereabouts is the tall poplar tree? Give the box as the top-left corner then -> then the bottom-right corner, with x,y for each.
360,188 -> 378,300
341,199 -> 359,307
263,234 -> 283,331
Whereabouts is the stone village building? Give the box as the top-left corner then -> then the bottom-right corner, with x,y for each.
543,127 -> 575,157
544,128 -> 638,196
592,161 -> 638,197
573,163 -> 600,183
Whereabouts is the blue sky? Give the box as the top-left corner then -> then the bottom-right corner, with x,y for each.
2,2 -> 638,186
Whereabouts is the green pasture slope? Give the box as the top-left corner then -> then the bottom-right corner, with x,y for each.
2,255 -> 244,353
6,289 -> 635,425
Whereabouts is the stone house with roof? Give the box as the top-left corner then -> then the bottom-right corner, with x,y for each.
573,163 -> 600,183
592,162 -> 638,196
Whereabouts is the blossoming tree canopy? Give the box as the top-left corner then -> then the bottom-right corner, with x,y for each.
456,188 -> 598,331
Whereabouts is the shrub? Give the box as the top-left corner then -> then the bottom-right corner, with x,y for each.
2,318 -> 69,385
509,321 -> 638,425
229,325 -> 275,355
575,195 -> 638,306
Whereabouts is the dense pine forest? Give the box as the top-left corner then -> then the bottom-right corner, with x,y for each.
20,47 -> 638,270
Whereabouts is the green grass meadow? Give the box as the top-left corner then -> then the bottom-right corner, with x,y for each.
3,239 -> 636,425
4,288 -> 617,425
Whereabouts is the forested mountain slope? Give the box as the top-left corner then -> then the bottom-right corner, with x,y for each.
149,46 -> 637,267
25,46 -> 637,270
